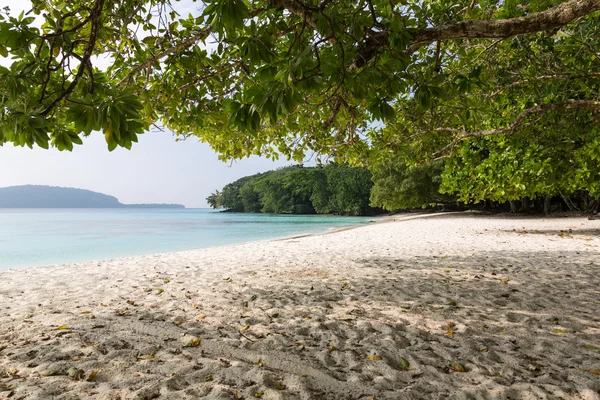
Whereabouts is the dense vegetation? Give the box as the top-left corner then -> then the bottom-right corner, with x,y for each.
207,164 -> 378,215
1,0 -> 599,212
0,185 -> 185,208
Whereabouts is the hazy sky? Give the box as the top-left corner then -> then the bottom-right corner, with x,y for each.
0,0 -> 294,208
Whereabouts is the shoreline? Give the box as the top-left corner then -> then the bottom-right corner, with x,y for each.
0,211 -> 377,272
1,214 -> 599,399
3,211 -> 457,272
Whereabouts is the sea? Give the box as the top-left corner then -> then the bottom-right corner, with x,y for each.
0,208 -> 372,269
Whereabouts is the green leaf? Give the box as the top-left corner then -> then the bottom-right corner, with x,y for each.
399,357 -> 410,370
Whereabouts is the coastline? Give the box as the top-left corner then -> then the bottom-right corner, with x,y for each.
1,214 -> 599,399
0,210 -> 374,271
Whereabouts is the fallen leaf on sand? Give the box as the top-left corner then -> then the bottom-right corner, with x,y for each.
87,371 -> 98,381
449,362 -> 466,372
197,315 -> 206,320
446,329 -> 453,338
137,354 -> 155,360
584,344 -> 600,351
68,367 -> 85,380
39,369 -> 58,377
254,359 -> 263,367
368,355 -> 382,361
589,369 -> 600,376
241,324 -> 250,331
399,357 -> 410,370
183,338 -> 201,348
56,325 -> 69,330
327,346 -> 336,353
552,329 -> 568,335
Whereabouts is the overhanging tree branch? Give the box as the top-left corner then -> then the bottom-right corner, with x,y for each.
117,28 -> 212,87
435,100 -> 600,138
40,0 -> 105,116
409,0 -> 600,52
486,72 -> 600,97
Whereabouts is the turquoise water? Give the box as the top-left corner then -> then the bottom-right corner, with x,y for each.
0,209 -> 371,269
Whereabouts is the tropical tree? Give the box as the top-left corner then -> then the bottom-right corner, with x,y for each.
370,159 -> 450,210
2,0 -> 600,204
1,0 -> 598,154
206,164 -> 377,214
206,190 -> 221,208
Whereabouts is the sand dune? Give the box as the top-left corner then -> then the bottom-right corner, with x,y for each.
1,213 -> 599,399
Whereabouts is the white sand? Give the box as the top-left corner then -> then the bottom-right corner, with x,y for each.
1,213 -> 599,400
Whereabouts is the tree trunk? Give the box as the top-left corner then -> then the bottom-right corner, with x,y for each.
559,191 -> 575,211
521,197 -> 530,212
544,195 -> 552,214
509,200 -> 518,213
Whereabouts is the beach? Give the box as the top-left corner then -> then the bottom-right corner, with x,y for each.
1,213 -> 599,399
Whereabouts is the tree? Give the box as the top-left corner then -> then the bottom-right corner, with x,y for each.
206,190 -> 221,208
1,0 -> 598,154
370,159 -> 451,210
322,163 -> 374,214
206,164 -> 377,214
2,0 -> 600,204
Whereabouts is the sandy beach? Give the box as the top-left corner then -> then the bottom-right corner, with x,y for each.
1,213 -> 599,400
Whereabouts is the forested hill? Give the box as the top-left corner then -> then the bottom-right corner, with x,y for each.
0,185 -> 185,209
207,164 -> 382,216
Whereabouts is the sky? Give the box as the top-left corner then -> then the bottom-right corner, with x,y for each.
0,0 -> 295,208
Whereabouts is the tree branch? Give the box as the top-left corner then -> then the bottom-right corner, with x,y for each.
435,100 -> 600,138
409,0 -> 600,52
117,28 -> 212,87
486,72 -> 600,97
40,0 -> 105,116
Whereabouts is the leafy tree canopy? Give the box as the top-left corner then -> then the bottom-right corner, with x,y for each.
1,0 -> 598,154
208,164 -> 378,215
1,0 -> 599,204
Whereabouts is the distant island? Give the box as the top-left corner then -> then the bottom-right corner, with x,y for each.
0,185 -> 185,209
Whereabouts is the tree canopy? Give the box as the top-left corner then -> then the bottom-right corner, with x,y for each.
207,164 -> 378,215
1,0 -> 599,206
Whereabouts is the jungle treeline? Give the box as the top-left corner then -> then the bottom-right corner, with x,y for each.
208,162 -> 600,216
206,164 -> 379,215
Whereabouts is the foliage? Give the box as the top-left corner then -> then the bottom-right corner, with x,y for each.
205,190 -> 221,208
316,164 -> 373,215
208,164 -> 378,215
370,159 -> 451,210
440,125 -> 600,203
1,0 -> 600,207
